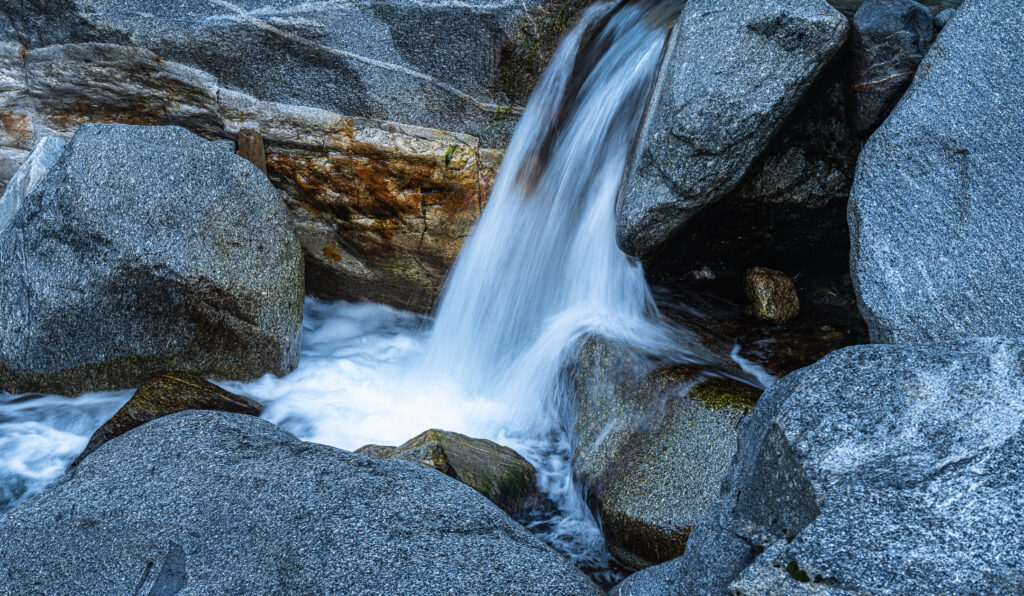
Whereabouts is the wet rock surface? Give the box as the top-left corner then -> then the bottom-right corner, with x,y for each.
356,428 -> 541,515
0,411 -> 600,595
849,0 -> 1024,343
848,0 -> 935,137
572,337 -> 760,569
74,372 -> 263,465
654,271 -> 868,379
0,124 -> 303,395
670,340 -> 1024,594
617,0 -> 848,258
743,267 -> 800,323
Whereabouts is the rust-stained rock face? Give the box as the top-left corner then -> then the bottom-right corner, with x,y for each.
0,41 -> 501,312
263,120 -> 501,312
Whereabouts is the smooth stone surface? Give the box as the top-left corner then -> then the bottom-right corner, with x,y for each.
572,337 -> 759,569
73,372 -> 263,465
672,340 -> 1024,594
0,411 -> 600,595
0,124 -> 303,395
356,428 -> 541,515
849,0 -> 1024,343
848,0 -> 934,137
617,0 -> 848,258
609,557 -> 685,596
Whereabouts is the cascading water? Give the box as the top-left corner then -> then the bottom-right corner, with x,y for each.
0,0 -> 695,583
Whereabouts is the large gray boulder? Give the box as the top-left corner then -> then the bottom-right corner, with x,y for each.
849,0 -> 1024,343
0,0 -> 584,145
0,411 -> 600,595
670,340 -> 1024,594
0,124 -> 303,395
572,338 -> 760,569
617,0 -> 848,258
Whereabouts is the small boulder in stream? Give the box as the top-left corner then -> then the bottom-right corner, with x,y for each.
0,411 -> 600,595
73,372 -> 263,465
572,338 -> 760,569
0,123 -> 304,395
743,267 -> 800,323
670,339 -> 1024,594
356,428 -> 541,515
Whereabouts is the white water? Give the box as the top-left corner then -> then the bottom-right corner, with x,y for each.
0,0 -> 687,580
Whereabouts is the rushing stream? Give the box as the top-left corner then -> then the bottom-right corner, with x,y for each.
0,0 -> 742,584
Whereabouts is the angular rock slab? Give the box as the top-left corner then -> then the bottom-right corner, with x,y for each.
0,0 -> 582,144
0,411 -> 600,595
849,0 -> 1024,343
617,0 -> 848,258
0,124 -> 303,395
672,340 -> 1024,594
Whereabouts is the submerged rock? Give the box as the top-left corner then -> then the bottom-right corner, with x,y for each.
848,0 -> 935,136
617,0 -> 848,258
572,338 -> 760,569
0,411 -> 600,595
671,340 -> 1024,594
743,267 -> 799,323
0,124 -> 303,395
356,429 -> 541,515
849,0 -> 1024,342
74,372 -> 263,465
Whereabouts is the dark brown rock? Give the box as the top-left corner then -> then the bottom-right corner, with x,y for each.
356,429 -> 540,515
73,372 -> 262,465
744,267 -> 800,323
235,128 -> 267,174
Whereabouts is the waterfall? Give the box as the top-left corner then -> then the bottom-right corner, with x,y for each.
0,0 -> 686,580
418,0 -> 685,571
425,1 -> 678,395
